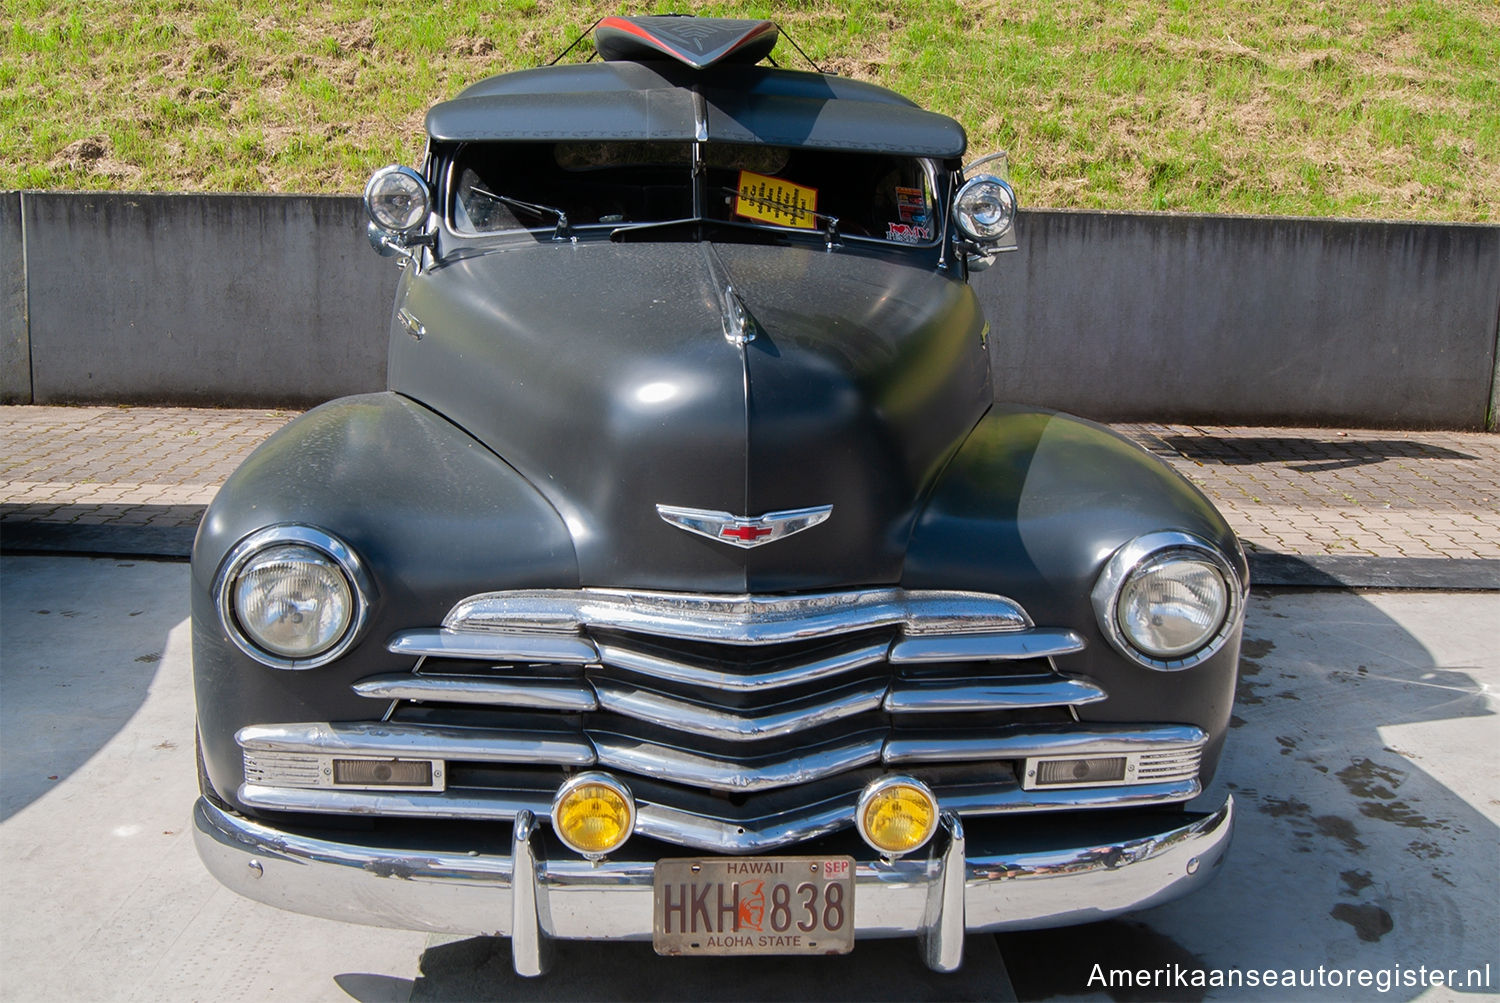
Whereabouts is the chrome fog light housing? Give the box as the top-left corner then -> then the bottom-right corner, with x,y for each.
856,776 -> 939,858
364,164 -> 431,234
215,526 -> 373,669
1092,532 -> 1244,671
552,772 -> 636,859
954,175 -> 1017,242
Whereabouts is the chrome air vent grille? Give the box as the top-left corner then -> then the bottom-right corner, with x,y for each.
236,588 -> 1209,851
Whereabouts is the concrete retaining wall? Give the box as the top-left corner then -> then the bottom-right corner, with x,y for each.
978,211 -> 1500,429
10,193 -> 395,408
3,192 -> 1497,427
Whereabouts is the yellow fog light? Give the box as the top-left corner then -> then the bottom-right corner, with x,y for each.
551,772 -> 635,858
857,776 -> 939,858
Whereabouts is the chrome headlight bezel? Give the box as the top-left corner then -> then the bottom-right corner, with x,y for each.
953,174 -> 1017,243
1091,531 -> 1246,672
363,164 -> 432,235
213,525 -> 374,670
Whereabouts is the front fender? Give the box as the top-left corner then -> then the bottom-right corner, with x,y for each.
191,392 -> 579,811
903,406 -> 1246,779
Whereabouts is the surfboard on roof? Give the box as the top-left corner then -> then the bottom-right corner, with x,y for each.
593,14 -> 780,69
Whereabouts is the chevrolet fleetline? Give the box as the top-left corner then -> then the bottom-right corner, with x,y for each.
192,15 -> 1243,975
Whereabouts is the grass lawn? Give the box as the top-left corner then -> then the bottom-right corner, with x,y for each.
3,0 -> 1497,220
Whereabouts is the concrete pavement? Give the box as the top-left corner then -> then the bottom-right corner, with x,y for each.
3,405 -> 1497,587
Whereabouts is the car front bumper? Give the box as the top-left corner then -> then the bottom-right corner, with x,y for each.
194,793 -> 1233,975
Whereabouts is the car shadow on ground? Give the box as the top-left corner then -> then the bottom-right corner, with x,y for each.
0,555 -> 183,820
1155,435 -> 1479,473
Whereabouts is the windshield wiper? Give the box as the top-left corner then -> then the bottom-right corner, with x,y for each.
611,198 -> 843,250
608,218 -> 780,244
469,185 -> 572,240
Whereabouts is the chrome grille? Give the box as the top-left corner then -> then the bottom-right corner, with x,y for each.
237,588 -> 1208,850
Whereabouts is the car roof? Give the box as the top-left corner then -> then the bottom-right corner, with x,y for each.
425,60 -> 967,158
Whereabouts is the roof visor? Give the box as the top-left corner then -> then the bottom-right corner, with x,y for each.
424,17 -> 967,158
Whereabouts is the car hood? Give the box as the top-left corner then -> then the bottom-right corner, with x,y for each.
389,239 -> 990,592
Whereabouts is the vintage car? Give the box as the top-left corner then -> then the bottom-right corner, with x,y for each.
192,15 -> 1243,975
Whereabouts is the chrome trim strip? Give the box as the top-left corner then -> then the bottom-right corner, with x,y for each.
236,722 -> 596,767
595,638 -> 890,692
194,794 -> 1234,969
590,730 -> 885,792
591,677 -> 886,741
238,783 -> 552,819
351,673 -> 599,711
883,724 -> 1208,764
885,675 -> 1107,712
234,776 -> 1199,849
944,779 -> 1201,813
386,629 -> 599,664
445,588 -> 1030,644
889,628 -> 1086,663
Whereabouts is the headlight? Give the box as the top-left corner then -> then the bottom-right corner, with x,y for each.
363,165 -> 431,234
1092,532 -> 1244,671
953,175 -> 1017,242
215,526 -> 372,669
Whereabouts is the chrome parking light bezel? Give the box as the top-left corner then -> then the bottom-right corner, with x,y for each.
855,775 -> 940,859
550,771 -> 637,859
1090,531 -> 1245,672
214,524 -> 374,670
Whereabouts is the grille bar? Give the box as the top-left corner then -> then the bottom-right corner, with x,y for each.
237,722 -> 596,767
889,628 -> 1085,663
352,673 -> 599,711
595,638 -> 890,692
884,674 -> 1106,712
591,729 -> 885,792
591,676 -> 886,741
445,588 -> 1030,644
388,629 -> 599,663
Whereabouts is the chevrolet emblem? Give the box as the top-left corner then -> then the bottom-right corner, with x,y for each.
656,504 -> 833,549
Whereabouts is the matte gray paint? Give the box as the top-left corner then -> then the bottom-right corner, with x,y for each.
0,192 -> 28,404
8,192 -> 1498,427
22,192 -> 395,407
979,209 -> 1500,429
190,392 -> 580,807
387,239 -> 990,593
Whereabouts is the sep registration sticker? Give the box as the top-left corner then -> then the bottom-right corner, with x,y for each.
735,171 -> 818,229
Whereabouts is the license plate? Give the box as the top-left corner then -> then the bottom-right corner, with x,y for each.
653,856 -> 855,956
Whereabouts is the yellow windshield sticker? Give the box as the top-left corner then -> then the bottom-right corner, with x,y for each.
734,171 -> 818,229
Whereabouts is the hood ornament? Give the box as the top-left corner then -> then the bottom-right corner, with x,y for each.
657,504 -> 832,549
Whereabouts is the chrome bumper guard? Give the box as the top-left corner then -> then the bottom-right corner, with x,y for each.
194,793 -> 1234,975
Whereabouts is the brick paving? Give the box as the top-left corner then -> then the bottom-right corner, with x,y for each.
1119,424 -> 1500,560
2,406 -> 1498,561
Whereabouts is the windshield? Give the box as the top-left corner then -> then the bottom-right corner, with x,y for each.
450,141 -> 937,246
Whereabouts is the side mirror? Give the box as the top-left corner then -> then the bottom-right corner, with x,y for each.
952,152 -> 1018,269
363,165 -> 435,268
